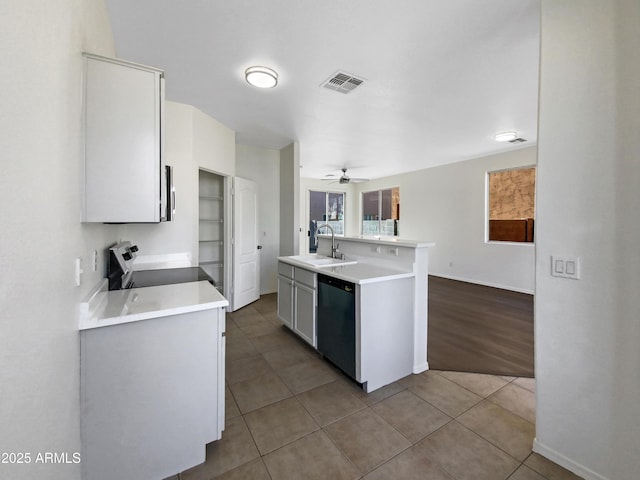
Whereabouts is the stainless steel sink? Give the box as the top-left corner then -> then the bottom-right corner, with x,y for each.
288,255 -> 357,268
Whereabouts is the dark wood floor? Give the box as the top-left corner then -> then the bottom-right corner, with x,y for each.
427,276 -> 534,378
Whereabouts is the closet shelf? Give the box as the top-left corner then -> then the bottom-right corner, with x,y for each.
199,169 -> 225,297
200,261 -> 223,268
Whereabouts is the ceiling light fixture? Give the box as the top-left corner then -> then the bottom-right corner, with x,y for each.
495,131 -> 518,142
245,66 -> 278,88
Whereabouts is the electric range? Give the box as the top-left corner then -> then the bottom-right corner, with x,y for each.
107,241 -> 213,291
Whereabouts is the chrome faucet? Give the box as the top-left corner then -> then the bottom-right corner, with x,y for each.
316,223 -> 341,259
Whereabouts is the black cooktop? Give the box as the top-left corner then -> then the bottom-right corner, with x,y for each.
107,241 -> 216,291
127,267 -> 214,289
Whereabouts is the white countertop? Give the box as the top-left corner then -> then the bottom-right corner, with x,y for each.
318,234 -> 435,248
278,256 -> 414,284
317,262 -> 414,284
79,280 -> 228,330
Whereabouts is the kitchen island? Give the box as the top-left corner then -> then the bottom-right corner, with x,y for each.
78,279 -> 227,480
278,235 -> 433,392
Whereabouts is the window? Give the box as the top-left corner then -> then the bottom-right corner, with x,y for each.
487,166 -> 535,242
308,190 -> 345,253
362,187 -> 400,236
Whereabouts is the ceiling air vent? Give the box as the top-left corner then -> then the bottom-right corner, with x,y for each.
322,71 -> 365,94
509,137 -> 527,144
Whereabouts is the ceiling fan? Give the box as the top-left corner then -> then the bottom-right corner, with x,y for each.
324,167 -> 369,184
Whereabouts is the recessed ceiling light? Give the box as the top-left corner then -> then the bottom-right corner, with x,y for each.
245,66 -> 278,88
495,131 -> 518,142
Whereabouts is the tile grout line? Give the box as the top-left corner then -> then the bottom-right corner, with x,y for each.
224,297 -> 545,480
449,419 -> 525,480
395,372 -> 537,480
247,328 -> 417,479
445,380 -> 537,477
226,302 -> 282,479
265,341 -> 363,476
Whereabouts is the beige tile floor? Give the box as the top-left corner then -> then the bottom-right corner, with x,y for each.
170,294 -> 583,480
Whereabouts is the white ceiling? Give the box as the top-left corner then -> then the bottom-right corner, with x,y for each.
104,0 -> 540,180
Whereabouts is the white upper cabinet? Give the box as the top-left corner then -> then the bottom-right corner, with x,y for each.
83,53 -> 165,223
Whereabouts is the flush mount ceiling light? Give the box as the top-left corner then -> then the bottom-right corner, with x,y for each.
245,66 -> 278,88
495,131 -> 518,142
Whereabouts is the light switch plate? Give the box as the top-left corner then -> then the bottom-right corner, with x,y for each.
75,257 -> 83,286
551,255 -> 580,279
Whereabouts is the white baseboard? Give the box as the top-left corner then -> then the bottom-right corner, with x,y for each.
429,273 -> 534,295
532,438 -> 610,480
413,361 -> 429,374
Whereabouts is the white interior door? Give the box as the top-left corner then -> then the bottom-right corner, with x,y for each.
232,177 -> 260,310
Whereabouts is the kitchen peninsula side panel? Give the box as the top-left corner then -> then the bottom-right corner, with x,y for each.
80,308 -> 224,480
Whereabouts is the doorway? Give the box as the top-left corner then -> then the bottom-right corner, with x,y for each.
308,190 -> 345,253
198,170 -> 226,293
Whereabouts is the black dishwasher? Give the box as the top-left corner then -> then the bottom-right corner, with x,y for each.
317,274 -> 356,380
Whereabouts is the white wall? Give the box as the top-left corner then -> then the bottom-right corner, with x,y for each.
354,147 -> 537,293
0,1 -> 117,479
279,142 -> 300,255
535,2 -> 640,479
193,107 -> 235,177
123,101 -> 235,265
190,105 -> 235,295
123,101 -> 196,260
236,144 -> 280,294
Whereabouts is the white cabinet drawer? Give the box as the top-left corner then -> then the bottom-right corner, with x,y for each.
278,262 -> 294,279
294,267 -> 316,288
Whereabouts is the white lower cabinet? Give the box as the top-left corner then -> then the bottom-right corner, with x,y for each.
277,258 -> 417,393
277,262 -> 317,347
80,308 -> 225,480
294,282 -> 316,346
277,274 -> 294,328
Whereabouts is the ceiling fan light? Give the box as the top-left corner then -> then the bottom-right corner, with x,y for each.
495,131 -> 518,142
245,66 -> 278,88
